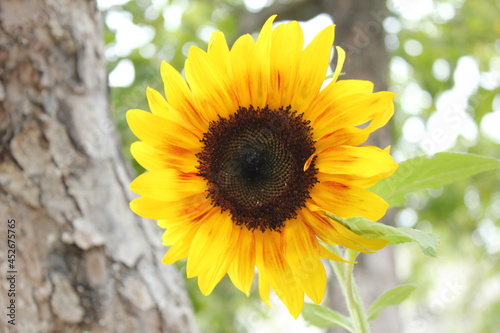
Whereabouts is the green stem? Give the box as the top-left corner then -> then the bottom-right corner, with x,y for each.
329,246 -> 372,333
345,249 -> 371,333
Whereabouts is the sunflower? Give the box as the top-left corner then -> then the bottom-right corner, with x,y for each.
127,15 -> 398,318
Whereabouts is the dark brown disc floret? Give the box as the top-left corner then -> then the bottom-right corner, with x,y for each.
196,105 -> 318,232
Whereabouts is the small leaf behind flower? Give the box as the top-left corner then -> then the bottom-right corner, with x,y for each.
370,152 -> 500,206
327,214 -> 440,257
302,303 -> 353,331
367,285 -> 416,321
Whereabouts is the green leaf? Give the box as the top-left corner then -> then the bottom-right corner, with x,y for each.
367,285 -> 416,321
302,303 -> 353,331
370,152 -> 500,206
328,214 -> 440,257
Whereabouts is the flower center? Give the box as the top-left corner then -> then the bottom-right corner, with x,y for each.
196,106 -> 318,232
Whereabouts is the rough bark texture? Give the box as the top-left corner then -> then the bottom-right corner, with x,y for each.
0,1 -> 196,332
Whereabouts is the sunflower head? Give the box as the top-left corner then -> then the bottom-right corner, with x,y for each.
196,105 -> 319,232
127,15 -> 398,318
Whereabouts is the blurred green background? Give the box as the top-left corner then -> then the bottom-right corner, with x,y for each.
97,0 -> 500,332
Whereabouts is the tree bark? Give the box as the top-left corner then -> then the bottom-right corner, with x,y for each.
0,1 -> 196,332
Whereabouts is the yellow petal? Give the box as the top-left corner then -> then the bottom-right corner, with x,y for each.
333,78 -> 374,95
229,17 -> 275,108
303,153 -> 316,172
130,141 -> 197,173
248,15 -> 274,106
126,109 -> 200,152
313,91 -> 395,139
187,211 -> 235,295
146,87 -> 186,127
283,219 -> 326,304
185,46 -> 236,119
207,30 -> 231,75
317,170 -> 396,189
129,169 -> 206,201
316,145 -> 398,178
307,78 -> 383,124
229,33 -> 255,107
160,211 -> 209,247
256,230 -> 304,318
300,208 -> 371,253
227,227 -> 256,296
318,97 -> 394,146
152,194 -> 213,230
314,127 -> 370,152
258,268 -> 272,308
362,99 -> 395,134
130,196 -> 181,221
331,46 -> 346,83
162,221 -> 202,264
130,195 -> 212,231
160,61 -> 207,132
294,25 -> 335,111
310,181 -> 389,222
161,207 -> 209,264
268,21 -> 304,108
162,242 -> 190,264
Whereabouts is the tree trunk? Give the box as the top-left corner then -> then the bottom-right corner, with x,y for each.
0,1 -> 196,332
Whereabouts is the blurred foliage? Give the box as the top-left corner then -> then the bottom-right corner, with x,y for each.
99,0 -> 500,332
388,0 -> 500,332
